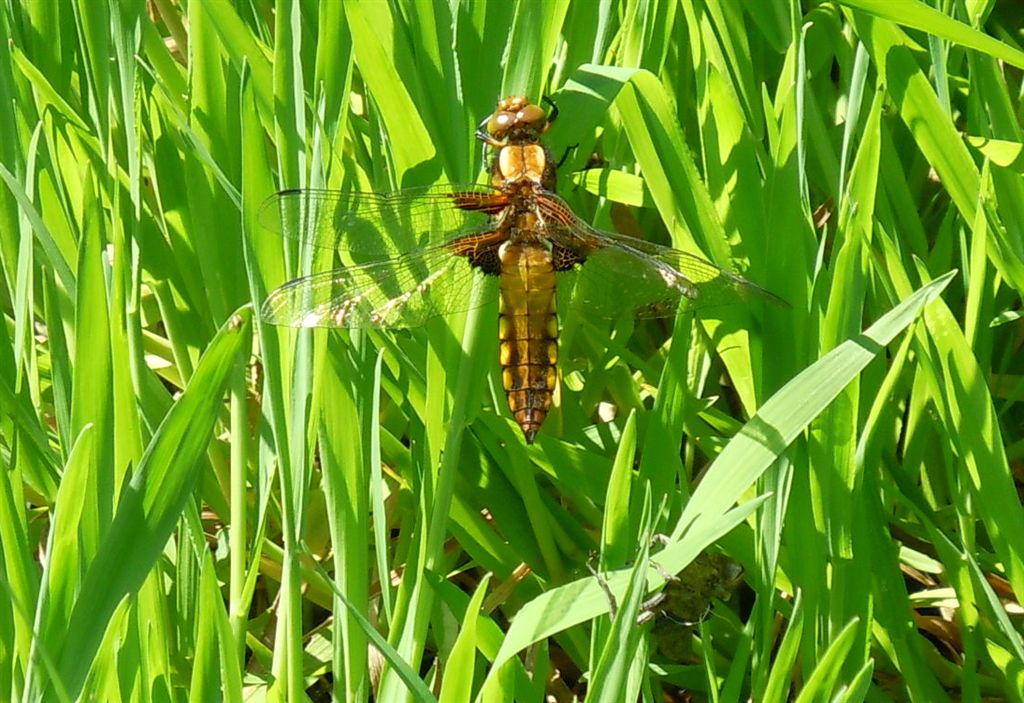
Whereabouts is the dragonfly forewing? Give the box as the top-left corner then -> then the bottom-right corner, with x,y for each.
258,186 -> 502,261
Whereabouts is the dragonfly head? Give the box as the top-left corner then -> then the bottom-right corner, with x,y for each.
481,95 -> 550,143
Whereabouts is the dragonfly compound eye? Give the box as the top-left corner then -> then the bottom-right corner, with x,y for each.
488,111 -> 515,139
516,104 -> 548,132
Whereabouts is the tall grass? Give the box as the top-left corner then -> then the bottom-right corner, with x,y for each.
1,1 -> 1022,701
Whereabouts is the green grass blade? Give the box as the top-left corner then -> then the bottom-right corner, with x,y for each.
42,309 -> 252,700
840,0 -> 1024,68
676,272 -> 955,539
438,574 -> 491,703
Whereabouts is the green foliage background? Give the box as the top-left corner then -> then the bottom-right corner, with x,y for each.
1,0 -> 1023,701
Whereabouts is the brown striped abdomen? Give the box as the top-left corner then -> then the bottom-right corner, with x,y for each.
498,241 -> 558,443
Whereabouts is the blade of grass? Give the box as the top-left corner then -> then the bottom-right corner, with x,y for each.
438,574 -> 491,703
43,308 -> 252,700
839,0 -> 1024,68
675,271 -> 955,539
587,487 -> 653,703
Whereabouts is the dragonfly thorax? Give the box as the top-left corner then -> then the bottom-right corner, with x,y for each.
495,143 -> 551,189
498,218 -> 554,252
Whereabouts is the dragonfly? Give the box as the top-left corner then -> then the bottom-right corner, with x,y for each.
260,96 -> 783,443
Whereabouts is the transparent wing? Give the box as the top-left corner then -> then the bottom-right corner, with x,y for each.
260,186 -> 510,328
258,186 -> 507,261
537,194 -> 786,318
261,243 -> 497,328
